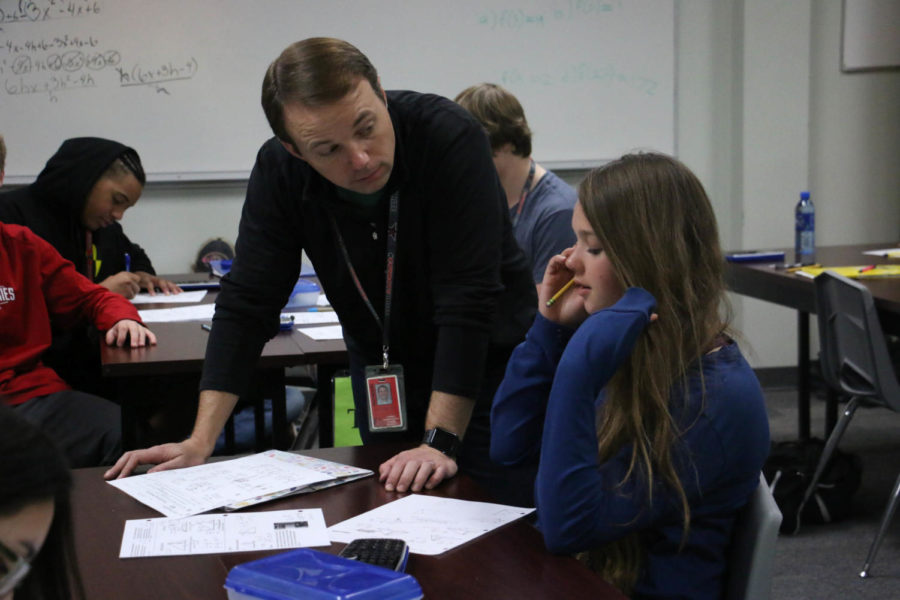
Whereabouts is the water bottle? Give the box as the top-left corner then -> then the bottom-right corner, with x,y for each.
794,190 -> 815,265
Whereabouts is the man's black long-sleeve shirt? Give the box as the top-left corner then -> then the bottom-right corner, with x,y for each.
201,91 -> 536,415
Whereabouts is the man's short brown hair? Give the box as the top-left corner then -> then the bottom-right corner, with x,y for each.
261,38 -> 383,149
455,83 -> 532,157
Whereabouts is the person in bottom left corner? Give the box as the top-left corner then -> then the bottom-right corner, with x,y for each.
0,404 -> 84,600
0,222 -> 156,468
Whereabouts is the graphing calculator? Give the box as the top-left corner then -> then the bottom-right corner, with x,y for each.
338,538 -> 410,572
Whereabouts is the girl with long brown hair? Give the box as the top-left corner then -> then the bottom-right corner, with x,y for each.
492,153 -> 770,598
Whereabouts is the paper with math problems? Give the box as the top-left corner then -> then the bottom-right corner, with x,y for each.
863,248 -> 900,259
137,303 -> 216,322
119,509 -> 329,558
328,495 -> 534,555
282,311 -> 340,325
224,454 -> 372,511
107,451 -> 335,518
298,325 -> 344,340
130,290 -> 208,304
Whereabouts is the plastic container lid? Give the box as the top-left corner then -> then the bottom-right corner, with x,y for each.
283,278 -> 321,309
224,548 -> 423,600
209,259 -> 233,277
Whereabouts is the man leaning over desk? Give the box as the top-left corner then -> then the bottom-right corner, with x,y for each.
106,37 -> 538,507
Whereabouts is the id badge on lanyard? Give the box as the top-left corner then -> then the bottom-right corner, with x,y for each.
330,190 -> 407,432
364,364 -> 407,432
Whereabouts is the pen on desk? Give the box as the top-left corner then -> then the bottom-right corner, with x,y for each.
306,306 -> 335,312
859,265 -> 876,274
201,324 -> 212,332
785,263 -> 821,273
546,278 -> 576,307
124,253 -> 131,272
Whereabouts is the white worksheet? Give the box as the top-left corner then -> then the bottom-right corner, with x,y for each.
282,311 -> 340,325
131,290 -> 208,305
863,247 -> 900,258
108,451 -> 335,518
137,303 -> 216,323
298,325 -> 344,340
119,509 -> 329,558
328,495 -> 534,555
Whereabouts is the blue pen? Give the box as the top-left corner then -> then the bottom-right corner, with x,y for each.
124,253 -> 131,272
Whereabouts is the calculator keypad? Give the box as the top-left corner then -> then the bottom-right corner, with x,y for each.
340,538 -> 407,571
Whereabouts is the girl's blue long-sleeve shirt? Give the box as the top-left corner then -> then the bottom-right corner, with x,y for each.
491,288 -> 770,599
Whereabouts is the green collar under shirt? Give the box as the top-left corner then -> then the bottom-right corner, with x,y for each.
335,186 -> 386,220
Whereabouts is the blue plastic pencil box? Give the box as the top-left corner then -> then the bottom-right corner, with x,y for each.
725,250 -> 785,263
224,548 -> 423,600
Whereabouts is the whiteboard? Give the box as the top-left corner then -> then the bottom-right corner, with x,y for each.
0,0 -> 674,182
842,0 -> 900,72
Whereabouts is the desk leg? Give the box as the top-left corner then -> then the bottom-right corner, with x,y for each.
270,371 -> 289,450
825,389 -> 838,437
119,379 -> 138,451
798,311 -> 811,440
316,364 -> 340,448
249,368 -> 289,452
224,416 -> 236,454
253,396 -> 265,453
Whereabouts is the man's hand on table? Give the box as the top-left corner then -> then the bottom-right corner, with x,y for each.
378,445 -> 458,493
104,437 -> 210,479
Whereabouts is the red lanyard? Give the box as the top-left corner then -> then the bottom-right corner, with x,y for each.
328,190 -> 399,368
511,159 -> 536,227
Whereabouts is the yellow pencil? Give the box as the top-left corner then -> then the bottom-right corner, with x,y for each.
546,278 -> 576,307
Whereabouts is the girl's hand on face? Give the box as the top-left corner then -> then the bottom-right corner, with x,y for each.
539,248 -> 589,328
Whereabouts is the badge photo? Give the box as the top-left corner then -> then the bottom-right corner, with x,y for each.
364,365 -> 407,432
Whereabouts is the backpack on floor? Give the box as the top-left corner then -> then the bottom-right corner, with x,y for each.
762,438 -> 862,535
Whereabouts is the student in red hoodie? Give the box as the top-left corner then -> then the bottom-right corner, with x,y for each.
0,222 -> 156,468
0,138 -> 179,398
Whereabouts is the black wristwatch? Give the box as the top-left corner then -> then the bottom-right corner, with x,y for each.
422,427 -> 461,460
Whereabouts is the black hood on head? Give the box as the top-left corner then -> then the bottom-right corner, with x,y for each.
30,137 -> 134,220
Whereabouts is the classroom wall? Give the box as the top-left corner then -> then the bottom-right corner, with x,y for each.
119,0 -> 900,368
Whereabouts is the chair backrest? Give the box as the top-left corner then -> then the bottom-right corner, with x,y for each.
725,473 -> 783,600
814,271 -> 900,411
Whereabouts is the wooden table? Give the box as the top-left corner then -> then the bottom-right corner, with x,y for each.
725,243 -> 900,438
100,284 -> 348,450
72,444 -> 624,600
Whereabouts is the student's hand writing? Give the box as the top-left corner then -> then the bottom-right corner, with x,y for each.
378,446 -> 458,493
105,319 -> 157,348
101,271 -> 141,298
135,272 -> 182,296
539,249 -> 589,328
104,438 -> 209,479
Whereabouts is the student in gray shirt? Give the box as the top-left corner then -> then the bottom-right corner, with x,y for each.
456,83 -> 576,283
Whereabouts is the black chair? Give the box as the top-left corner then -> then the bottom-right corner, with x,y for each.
800,271 -> 900,578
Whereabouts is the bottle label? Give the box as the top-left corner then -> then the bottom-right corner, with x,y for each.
797,231 -> 815,252
795,212 -> 814,232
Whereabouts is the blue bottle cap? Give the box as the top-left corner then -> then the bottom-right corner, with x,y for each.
800,191 -> 810,200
